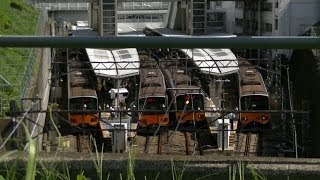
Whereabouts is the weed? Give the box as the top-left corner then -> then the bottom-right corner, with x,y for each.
10,2 -> 23,11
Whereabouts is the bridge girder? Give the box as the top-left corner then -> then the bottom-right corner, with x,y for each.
36,0 -> 239,3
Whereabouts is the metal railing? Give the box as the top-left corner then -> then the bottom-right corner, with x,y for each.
120,2 -> 170,10
310,26 -> 320,57
0,36 -> 319,49
0,33 -> 319,153
20,9 -> 48,99
35,3 -> 90,11
0,12 -> 44,116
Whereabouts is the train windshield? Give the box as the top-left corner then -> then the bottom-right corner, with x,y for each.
240,95 -> 269,110
139,97 -> 165,114
176,94 -> 204,110
70,97 -> 98,111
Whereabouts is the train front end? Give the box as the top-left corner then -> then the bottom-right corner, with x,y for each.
175,94 -> 206,127
138,97 -> 169,128
239,94 -> 270,130
69,96 -> 99,126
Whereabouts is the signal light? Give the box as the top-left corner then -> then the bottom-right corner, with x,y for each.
184,95 -> 196,100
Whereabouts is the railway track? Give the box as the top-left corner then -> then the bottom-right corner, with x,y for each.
76,134 -> 92,153
132,130 -> 198,155
235,133 -> 260,156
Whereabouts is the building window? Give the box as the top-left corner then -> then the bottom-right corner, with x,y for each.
235,18 -> 243,27
265,23 -> 272,32
235,2 -> 243,9
216,1 -> 222,7
274,19 -> 278,30
262,2 -> 272,11
275,1 -> 279,8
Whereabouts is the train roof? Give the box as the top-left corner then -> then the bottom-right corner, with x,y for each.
144,27 -> 238,76
139,61 -> 166,98
144,26 -> 237,38
70,86 -> 97,98
238,60 -> 268,96
86,48 -> 140,78
70,21 -> 98,36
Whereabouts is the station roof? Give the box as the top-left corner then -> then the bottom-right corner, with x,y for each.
109,88 -> 129,94
86,48 -> 140,78
145,27 -> 239,76
181,48 -> 238,76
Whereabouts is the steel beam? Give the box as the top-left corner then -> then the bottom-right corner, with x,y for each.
36,0 -> 240,3
0,36 -> 319,49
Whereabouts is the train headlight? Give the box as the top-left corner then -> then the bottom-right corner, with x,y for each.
197,114 -> 204,119
241,117 -> 248,122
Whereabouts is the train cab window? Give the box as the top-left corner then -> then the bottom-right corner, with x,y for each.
138,97 -> 165,114
176,94 -> 204,110
70,98 -> 98,112
240,95 -> 269,110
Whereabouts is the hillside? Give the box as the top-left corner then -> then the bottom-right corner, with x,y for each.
0,0 -> 39,115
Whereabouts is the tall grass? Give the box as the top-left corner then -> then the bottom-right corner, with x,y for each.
89,135 -> 105,180
171,158 -> 187,180
126,148 -> 135,180
228,161 -> 266,180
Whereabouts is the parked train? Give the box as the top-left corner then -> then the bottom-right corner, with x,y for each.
137,54 -> 169,133
237,59 -> 270,131
67,49 -> 99,126
161,59 -> 208,128
143,27 -> 210,129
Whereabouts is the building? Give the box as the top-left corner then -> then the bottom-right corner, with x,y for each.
209,0 -> 320,58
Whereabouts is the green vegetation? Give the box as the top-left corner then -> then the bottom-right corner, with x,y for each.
0,0 -> 39,115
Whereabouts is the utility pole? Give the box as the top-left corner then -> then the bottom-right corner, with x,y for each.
216,78 -> 230,151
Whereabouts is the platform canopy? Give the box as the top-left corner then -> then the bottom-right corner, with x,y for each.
182,48 -> 238,76
86,48 -> 140,78
145,27 -> 239,76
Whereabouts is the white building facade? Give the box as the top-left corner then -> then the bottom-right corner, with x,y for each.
209,0 -> 320,58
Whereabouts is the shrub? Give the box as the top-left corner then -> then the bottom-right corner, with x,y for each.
10,2 -> 23,11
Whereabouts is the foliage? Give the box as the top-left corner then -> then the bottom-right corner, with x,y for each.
0,0 -> 39,117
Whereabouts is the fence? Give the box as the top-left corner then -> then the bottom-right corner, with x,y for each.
35,3 -> 90,11
0,8 -> 48,116
310,26 -> 320,57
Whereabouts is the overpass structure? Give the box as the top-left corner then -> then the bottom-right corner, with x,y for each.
37,0 -> 234,2
35,0 -> 236,36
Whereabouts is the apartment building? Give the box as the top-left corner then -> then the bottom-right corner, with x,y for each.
208,0 -> 320,57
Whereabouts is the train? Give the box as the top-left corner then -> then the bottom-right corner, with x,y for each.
143,27 -> 210,130
137,54 -> 169,134
163,60 -> 207,128
67,49 -> 99,126
237,59 -> 270,131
